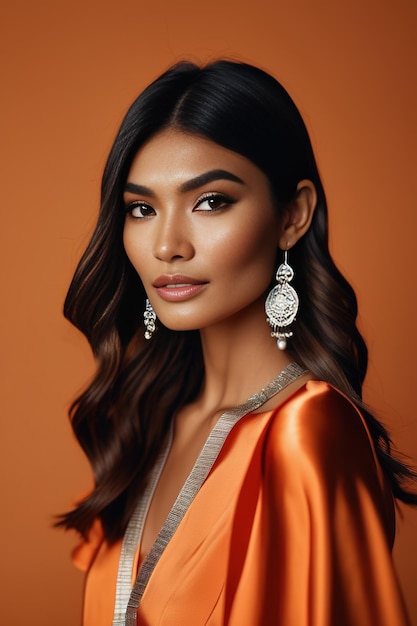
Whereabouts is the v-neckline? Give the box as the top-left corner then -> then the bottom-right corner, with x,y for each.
112,362 -> 307,626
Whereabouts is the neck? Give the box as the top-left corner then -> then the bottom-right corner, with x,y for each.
197,297 -> 294,411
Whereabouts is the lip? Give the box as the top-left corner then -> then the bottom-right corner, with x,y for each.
152,274 -> 205,287
152,274 -> 208,302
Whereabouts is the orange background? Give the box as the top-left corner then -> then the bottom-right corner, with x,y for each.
1,0 -> 416,624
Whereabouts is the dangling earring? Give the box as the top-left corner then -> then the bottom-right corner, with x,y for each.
143,298 -> 157,340
265,248 -> 299,350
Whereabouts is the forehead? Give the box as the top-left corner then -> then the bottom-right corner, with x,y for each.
126,129 -> 267,186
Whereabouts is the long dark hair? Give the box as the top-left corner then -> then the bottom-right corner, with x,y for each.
58,60 -> 416,543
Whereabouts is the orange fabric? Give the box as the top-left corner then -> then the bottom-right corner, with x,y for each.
75,381 -> 410,625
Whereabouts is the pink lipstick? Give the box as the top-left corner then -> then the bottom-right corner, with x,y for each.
153,274 -> 208,302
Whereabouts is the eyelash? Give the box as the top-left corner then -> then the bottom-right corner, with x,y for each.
194,192 -> 235,212
125,192 -> 235,219
125,201 -> 155,219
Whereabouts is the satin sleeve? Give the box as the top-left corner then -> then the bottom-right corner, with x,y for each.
228,381 -> 410,626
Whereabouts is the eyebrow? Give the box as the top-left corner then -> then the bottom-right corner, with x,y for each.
124,169 -> 245,196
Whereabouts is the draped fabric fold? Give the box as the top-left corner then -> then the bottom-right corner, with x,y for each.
74,381 -> 410,625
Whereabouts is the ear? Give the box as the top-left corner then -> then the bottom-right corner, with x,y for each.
277,179 -> 317,250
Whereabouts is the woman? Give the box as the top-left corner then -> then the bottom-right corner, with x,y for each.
59,60 -> 415,625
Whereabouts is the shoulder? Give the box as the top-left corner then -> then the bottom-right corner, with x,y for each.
262,380 -> 396,547
264,380 -> 383,488
72,518 -> 104,572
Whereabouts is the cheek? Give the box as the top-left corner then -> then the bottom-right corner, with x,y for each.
211,218 -> 279,282
123,226 -> 147,275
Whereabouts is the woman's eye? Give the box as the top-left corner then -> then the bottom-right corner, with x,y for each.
125,202 -> 156,219
194,193 -> 234,212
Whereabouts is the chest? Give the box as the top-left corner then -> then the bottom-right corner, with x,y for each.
85,411 -> 274,626
139,414 -> 216,560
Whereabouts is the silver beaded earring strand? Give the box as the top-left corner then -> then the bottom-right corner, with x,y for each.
265,248 -> 299,350
143,298 -> 157,340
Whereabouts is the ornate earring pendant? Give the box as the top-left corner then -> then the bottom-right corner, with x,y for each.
265,249 -> 299,350
143,298 -> 157,340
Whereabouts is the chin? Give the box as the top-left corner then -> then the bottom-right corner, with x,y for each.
158,318 -> 202,333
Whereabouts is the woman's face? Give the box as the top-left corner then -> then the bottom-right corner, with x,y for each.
123,129 -> 282,332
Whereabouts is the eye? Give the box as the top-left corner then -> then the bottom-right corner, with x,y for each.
194,193 -> 235,212
125,201 -> 156,219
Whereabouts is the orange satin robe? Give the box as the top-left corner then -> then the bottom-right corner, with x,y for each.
73,381 -> 410,625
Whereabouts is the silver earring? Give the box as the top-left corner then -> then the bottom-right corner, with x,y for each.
143,298 -> 157,340
265,249 -> 299,350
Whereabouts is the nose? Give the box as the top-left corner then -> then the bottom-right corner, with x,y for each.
153,213 -> 195,262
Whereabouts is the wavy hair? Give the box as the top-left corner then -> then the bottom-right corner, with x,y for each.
58,60 -> 416,542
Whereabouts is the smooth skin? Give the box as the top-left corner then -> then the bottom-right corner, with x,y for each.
123,129 -> 317,561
